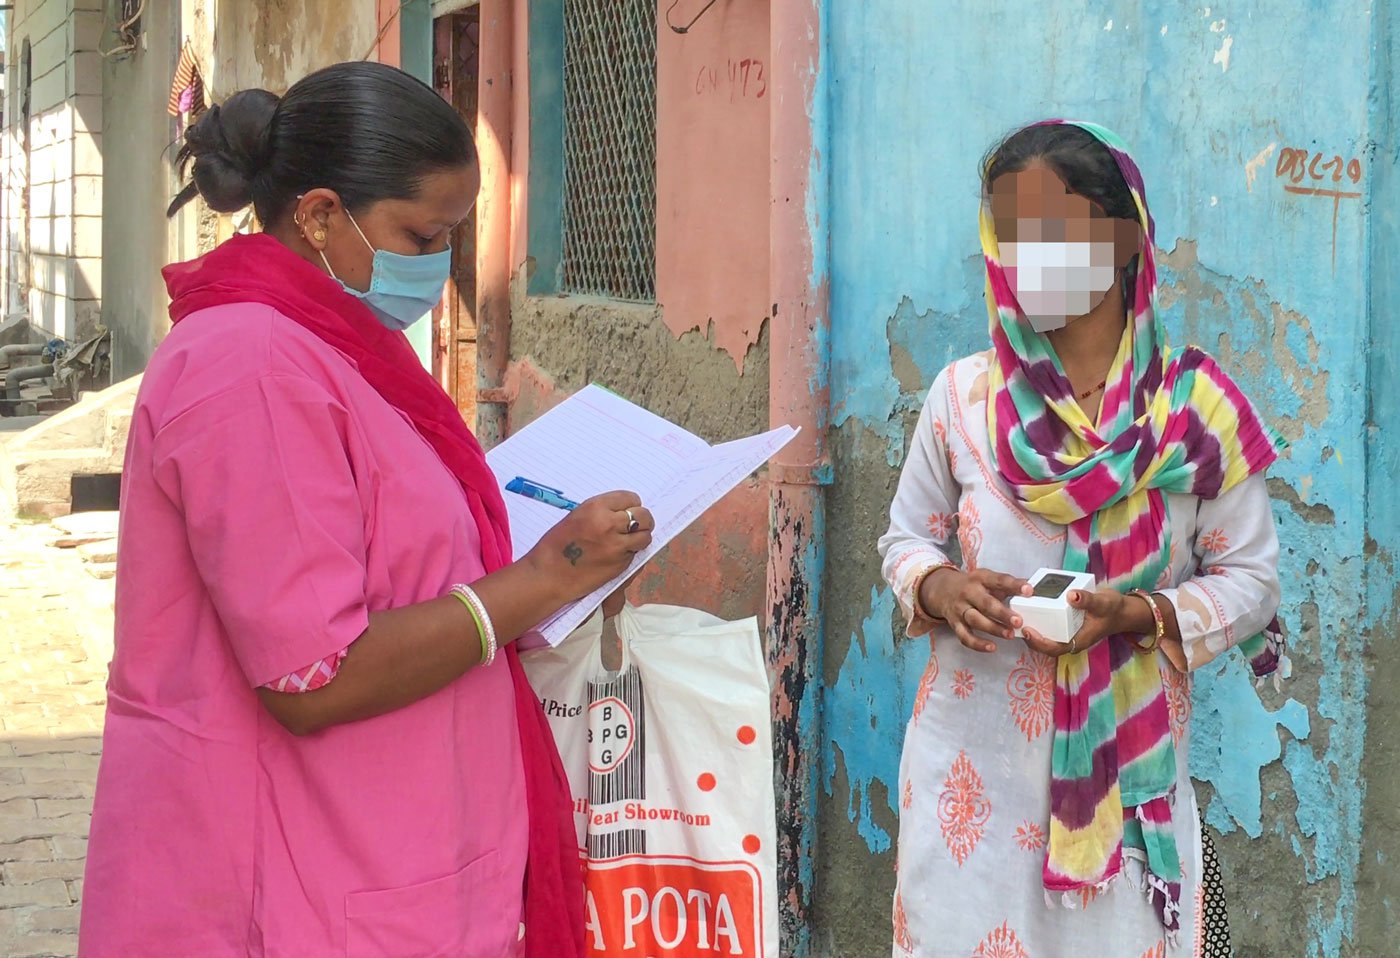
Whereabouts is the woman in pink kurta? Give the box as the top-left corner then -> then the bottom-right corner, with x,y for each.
80,63 -> 652,957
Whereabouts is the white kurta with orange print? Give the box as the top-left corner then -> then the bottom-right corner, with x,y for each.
877,352 -> 1281,958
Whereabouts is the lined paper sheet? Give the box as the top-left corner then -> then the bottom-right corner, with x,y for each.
485,385 -> 798,645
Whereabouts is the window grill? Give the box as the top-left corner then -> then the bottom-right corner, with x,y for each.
561,0 -> 657,302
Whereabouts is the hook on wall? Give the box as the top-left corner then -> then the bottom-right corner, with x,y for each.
665,0 -> 721,35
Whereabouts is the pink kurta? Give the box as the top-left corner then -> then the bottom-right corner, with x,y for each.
80,304 -> 528,957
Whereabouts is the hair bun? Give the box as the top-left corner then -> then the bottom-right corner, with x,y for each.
169,89 -> 279,215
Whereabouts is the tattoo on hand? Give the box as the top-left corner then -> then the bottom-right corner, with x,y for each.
563,542 -> 583,566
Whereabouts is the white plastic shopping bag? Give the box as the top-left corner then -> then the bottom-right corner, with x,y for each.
522,603 -> 778,957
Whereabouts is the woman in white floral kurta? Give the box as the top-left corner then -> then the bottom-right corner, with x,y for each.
878,122 -> 1282,958
880,353 -> 1279,957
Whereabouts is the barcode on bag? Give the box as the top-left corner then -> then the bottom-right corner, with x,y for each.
588,666 -> 646,805
587,828 -> 648,860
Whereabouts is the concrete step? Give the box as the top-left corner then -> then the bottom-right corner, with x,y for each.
13,451 -> 116,519
14,376 -> 139,454
76,538 -> 118,564
0,376 -> 140,519
85,561 -> 117,580
19,446 -> 110,464
104,407 -> 133,452
0,416 -> 47,436
52,511 -> 120,542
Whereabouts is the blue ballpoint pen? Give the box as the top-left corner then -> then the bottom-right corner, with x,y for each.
505,476 -> 580,511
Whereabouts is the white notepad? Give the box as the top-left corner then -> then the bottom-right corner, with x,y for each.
485,384 -> 798,646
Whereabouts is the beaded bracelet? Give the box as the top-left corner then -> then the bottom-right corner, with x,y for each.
1129,588 -> 1164,654
447,588 -> 491,666
449,583 -> 497,666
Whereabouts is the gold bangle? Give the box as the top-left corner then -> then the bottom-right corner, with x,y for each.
913,563 -> 956,621
1129,589 -> 1164,654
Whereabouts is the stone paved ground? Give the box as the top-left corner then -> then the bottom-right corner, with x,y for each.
0,519 -> 113,958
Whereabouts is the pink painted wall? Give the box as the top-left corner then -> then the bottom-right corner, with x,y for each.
510,0 -> 531,270
503,356 -> 768,622
655,1 -> 772,370
652,3 -> 773,615
499,2 -> 774,620
374,0 -> 401,66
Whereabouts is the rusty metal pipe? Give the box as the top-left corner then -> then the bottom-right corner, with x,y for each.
4,363 -> 52,401
0,342 -> 45,368
766,1 -> 831,954
475,0 -> 514,449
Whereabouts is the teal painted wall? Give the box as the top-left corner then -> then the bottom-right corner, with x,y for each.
525,0 -> 564,295
817,3 -> 1387,956
1357,0 -> 1400,947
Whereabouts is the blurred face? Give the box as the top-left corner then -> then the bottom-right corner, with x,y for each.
293,164 -> 480,295
988,161 -> 1140,331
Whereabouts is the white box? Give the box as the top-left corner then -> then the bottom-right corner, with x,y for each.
1010,568 -> 1098,644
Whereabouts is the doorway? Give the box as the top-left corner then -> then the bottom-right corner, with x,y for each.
432,8 -> 481,427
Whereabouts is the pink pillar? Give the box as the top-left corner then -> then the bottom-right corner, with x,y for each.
373,0 -> 402,67
766,0 -> 830,953
475,0 -> 515,448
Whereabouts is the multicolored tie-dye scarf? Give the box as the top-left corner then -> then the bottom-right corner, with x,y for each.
980,120 -> 1287,934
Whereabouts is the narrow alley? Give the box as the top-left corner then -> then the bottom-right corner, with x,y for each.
0,518 -> 112,958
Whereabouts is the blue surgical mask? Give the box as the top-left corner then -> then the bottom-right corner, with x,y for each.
320,212 -> 450,331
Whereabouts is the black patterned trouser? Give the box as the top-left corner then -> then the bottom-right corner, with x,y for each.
1199,814 -> 1232,957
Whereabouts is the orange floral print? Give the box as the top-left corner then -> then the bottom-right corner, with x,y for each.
1007,651 -> 1055,741
934,418 -> 957,471
958,499 -> 983,570
927,511 -> 955,542
952,669 -> 975,700
937,750 -> 991,866
912,642 -> 939,723
1198,528 -> 1230,555
1162,666 -> 1191,746
970,920 -> 1030,958
1013,821 -> 1046,852
893,891 -> 914,954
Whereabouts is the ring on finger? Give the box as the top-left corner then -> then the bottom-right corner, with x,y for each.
959,606 -> 974,626
625,509 -> 640,534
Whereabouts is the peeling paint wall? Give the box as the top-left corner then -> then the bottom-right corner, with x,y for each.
514,1 -> 773,616
817,3 -> 1385,956
209,0 -> 378,97
1356,0 -> 1400,947
506,285 -> 771,619
525,0 -> 770,371
655,0 -> 771,367
95,0 -> 377,380
102,2 -> 189,381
